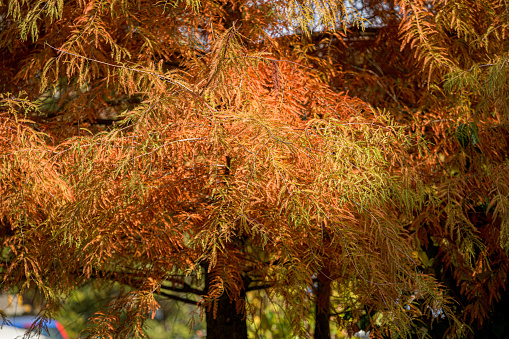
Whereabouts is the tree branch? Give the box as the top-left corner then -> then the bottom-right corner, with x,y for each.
161,280 -> 204,296
157,291 -> 200,306
246,283 -> 275,292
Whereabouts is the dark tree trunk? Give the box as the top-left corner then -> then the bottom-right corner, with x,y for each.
314,269 -> 331,339
205,270 -> 248,339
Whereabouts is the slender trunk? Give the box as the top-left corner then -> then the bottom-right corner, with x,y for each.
314,269 -> 331,339
205,270 -> 248,339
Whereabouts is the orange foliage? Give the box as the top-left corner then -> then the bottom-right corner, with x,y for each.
2,0 -> 509,337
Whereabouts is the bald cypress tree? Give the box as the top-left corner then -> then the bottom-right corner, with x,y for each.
8,0 -> 507,337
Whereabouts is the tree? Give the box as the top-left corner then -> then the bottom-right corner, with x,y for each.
294,0 -> 509,337
7,0 -> 506,337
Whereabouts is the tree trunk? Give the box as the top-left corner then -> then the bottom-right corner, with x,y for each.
205,270 -> 248,339
314,269 -> 331,339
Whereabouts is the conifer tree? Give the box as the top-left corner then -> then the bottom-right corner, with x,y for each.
7,0 -> 509,338
294,0 -> 509,337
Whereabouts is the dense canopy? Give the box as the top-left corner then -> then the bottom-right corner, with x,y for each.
1,0 -> 509,338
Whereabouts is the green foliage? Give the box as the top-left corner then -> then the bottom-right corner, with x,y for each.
455,122 -> 479,148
